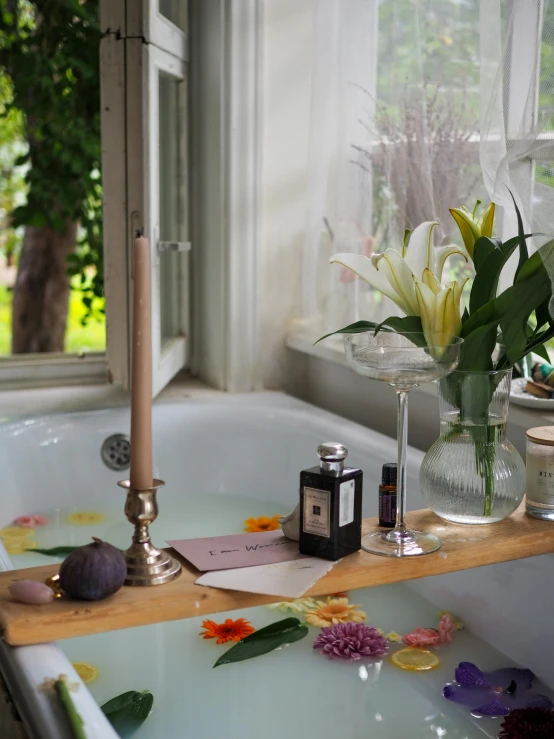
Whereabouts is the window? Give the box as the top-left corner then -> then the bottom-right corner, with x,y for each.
101,0 -> 189,396
0,1 -> 189,394
0,1 -> 106,386
294,0 -> 550,354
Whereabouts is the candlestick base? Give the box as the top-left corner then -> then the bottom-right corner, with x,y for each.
118,479 -> 182,586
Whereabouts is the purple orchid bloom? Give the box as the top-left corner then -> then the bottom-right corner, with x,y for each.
443,662 -> 553,717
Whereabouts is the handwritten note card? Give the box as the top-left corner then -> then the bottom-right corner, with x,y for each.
166,530 -> 309,572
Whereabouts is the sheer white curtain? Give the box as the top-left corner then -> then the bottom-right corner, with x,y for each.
300,0 -> 554,337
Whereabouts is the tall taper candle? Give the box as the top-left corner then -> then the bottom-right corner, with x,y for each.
130,233 -> 153,490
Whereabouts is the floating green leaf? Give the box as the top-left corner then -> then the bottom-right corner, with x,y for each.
101,691 -> 154,738
55,678 -> 87,739
34,546 -> 124,558
213,617 -> 309,668
34,546 -> 80,557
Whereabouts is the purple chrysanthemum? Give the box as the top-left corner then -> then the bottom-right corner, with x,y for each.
313,622 -> 388,662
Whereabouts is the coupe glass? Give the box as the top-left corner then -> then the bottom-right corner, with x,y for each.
344,332 -> 463,557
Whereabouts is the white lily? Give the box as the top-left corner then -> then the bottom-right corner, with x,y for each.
414,270 -> 468,349
330,220 -> 467,346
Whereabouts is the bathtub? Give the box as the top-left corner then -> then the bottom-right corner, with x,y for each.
0,391 -> 552,738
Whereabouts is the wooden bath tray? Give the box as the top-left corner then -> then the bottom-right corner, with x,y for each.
0,505 -> 552,646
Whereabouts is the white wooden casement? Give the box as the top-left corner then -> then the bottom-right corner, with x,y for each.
101,0 -> 189,396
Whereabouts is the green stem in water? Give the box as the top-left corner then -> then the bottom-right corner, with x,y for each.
55,678 -> 87,739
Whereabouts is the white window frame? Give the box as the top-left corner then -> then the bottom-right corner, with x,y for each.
101,0 -> 190,395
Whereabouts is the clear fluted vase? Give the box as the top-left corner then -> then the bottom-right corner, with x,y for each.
420,369 -> 526,524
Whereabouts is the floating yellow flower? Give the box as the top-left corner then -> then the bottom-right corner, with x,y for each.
305,597 -> 367,628
385,631 -> 403,643
72,662 -> 98,684
268,597 -> 318,614
66,512 -> 107,526
244,515 -> 280,533
0,527 -> 34,540
3,539 -> 37,555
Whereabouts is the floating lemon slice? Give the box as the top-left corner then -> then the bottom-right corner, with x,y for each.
72,663 -> 99,684
0,527 -> 34,540
66,512 -> 106,526
3,539 -> 37,555
391,648 -> 440,671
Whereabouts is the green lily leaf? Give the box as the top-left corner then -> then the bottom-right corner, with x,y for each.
515,249 -> 547,283
213,617 -> 309,668
101,691 -> 154,738
535,296 -> 551,331
373,315 -> 426,345
316,316 -> 425,348
510,191 -> 529,279
533,343 -> 550,363
470,234 -> 531,315
315,320 -> 379,345
55,678 -> 87,739
472,235 -> 499,272
456,322 -> 498,373
499,272 -> 551,364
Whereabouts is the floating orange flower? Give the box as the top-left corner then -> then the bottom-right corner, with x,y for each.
199,618 -> 255,644
305,597 -> 367,628
244,515 -> 280,533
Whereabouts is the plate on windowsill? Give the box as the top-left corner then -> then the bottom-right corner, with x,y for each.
510,377 -> 554,409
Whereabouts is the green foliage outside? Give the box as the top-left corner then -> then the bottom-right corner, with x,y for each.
0,280 -> 104,355
0,0 -> 105,354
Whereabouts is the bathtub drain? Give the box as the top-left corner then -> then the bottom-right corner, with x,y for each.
101,433 -> 131,471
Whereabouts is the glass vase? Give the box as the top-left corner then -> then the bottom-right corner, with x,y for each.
420,369 -> 525,524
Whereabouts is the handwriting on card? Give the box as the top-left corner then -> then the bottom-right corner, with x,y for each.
167,530 -> 309,572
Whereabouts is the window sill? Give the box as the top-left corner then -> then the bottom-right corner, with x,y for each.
0,353 -> 108,390
0,372 -> 223,419
286,331 -> 554,432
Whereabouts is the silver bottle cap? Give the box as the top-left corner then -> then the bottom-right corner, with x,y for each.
318,442 -> 347,475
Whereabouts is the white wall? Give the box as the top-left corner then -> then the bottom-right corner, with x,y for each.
259,0 -> 314,389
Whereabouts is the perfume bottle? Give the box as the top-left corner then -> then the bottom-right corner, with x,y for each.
379,462 -> 397,528
299,443 -> 363,561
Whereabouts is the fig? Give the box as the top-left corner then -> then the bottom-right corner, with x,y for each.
59,537 -> 127,601
9,580 -> 55,605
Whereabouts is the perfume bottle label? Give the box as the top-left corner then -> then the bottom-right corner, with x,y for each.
339,479 -> 355,527
379,494 -> 396,523
526,453 -> 554,506
303,487 -> 330,537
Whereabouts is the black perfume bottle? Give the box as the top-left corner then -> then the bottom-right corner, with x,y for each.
299,443 -> 363,561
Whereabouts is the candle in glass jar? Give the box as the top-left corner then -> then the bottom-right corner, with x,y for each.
129,234 -> 153,490
525,426 -> 554,521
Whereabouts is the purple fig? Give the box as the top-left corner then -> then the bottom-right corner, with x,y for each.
59,538 -> 127,601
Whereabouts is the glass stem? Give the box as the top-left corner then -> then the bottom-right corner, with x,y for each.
395,389 -> 409,533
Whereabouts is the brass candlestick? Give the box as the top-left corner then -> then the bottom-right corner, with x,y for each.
118,479 -> 182,586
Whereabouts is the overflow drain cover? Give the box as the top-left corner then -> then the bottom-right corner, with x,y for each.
101,433 -> 131,471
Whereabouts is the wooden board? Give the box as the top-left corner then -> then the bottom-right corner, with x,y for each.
0,505 -> 552,646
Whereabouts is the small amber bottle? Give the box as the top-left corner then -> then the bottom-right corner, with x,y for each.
379,463 -> 397,528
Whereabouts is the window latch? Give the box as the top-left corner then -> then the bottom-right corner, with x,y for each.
157,241 -> 191,253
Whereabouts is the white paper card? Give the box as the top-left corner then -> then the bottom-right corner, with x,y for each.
195,557 -> 337,599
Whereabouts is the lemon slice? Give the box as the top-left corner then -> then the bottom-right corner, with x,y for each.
72,662 -> 99,684
391,648 -> 440,671
0,527 -> 34,540
66,512 -> 106,525
3,539 -> 37,555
